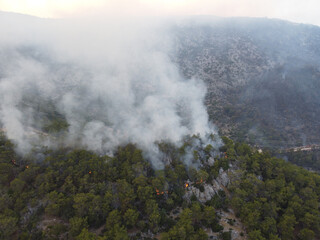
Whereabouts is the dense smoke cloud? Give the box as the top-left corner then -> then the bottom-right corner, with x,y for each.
0,13 -> 219,168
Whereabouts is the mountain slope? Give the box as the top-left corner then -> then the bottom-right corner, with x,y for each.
173,17 -> 320,149
1,134 -> 319,239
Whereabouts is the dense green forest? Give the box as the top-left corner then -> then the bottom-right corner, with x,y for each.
225,140 -> 320,240
0,132 -> 319,239
276,150 -> 320,172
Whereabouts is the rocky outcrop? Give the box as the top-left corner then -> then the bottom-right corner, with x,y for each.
184,183 -> 216,203
217,168 -> 230,187
183,168 -> 231,203
207,157 -> 215,166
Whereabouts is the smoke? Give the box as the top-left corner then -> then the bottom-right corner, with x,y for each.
0,13 -> 219,168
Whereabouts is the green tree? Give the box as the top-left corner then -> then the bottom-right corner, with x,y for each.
0,214 -> 18,239
76,228 -> 96,240
145,200 -> 161,232
194,228 -> 208,240
248,230 -> 266,240
137,186 -> 154,203
10,178 -> 25,193
277,214 -> 296,240
302,212 -> 320,231
116,179 -> 135,211
298,228 -> 315,240
105,210 -> 129,240
69,217 -> 88,237
260,217 -> 277,236
73,193 -> 95,217
123,208 -> 139,228
191,202 -> 202,225
106,210 -> 121,228
203,206 -> 216,226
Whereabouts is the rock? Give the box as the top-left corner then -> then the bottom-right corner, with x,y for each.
184,183 -> 217,203
217,172 -> 230,187
212,179 -> 223,192
207,157 -> 215,166
231,229 -> 240,239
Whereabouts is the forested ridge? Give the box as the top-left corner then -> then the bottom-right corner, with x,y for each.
0,132 -> 319,240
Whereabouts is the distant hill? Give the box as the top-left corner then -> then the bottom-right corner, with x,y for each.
173,17 -> 320,149
1,12 -> 320,150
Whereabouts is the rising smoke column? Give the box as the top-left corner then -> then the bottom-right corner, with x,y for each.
0,14 -> 219,168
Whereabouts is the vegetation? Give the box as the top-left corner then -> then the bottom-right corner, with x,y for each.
0,133 -> 319,239
227,140 -> 320,240
0,133 -> 222,239
278,149 -> 320,172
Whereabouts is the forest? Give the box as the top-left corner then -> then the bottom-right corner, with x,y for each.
277,150 -> 320,172
0,132 -> 319,239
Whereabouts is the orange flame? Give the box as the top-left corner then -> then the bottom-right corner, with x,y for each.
156,189 -> 165,195
89,171 -> 92,174
196,178 -> 204,184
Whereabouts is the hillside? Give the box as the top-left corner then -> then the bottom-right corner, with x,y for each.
1,13 -> 320,151
0,13 -> 320,239
173,17 -> 320,149
1,133 -> 320,239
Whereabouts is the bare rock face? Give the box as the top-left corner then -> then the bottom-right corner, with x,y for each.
200,184 -> 216,202
207,157 -> 215,166
212,179 -> 223,191
184,176 -> 229,203
217,172 -> 230,187
183,168 -> 232,203
184,183 -> 217,203
217,168 -> 230,187
232,229 -> 241,240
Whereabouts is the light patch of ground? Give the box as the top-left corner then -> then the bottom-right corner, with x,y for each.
38,214 -> 68,231
169,207 -> 182,219
219,209 -> 247,240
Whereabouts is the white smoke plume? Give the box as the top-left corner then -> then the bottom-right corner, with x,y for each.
0,13 -> 219,168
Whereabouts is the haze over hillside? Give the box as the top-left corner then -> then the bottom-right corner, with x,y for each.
172,17 -> 320,148
0,12 -> 220,169
1,12 -> 320,155
1,11 -> 320,240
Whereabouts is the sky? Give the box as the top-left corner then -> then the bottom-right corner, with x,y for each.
0,0 -> 320,26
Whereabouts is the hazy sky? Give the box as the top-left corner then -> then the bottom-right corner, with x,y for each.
0,0 -> 319,25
